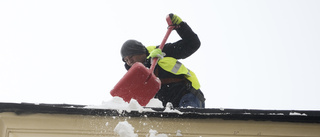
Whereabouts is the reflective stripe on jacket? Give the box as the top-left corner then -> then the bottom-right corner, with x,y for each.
147,46 -> 200,90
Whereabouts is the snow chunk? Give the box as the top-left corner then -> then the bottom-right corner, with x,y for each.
163,102 -> 183,115
127,99 -> 144,113
114,121 -> 138,137
176,130 -> 183,136
146,98 -> 164,108
148,129 -> 168,137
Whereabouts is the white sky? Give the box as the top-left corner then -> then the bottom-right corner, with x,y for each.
1,0 -> 320,110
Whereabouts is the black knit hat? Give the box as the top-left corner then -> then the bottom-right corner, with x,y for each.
121,39 -> 146,59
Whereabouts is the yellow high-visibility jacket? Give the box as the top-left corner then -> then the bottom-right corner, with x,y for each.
147,46 -> 200,90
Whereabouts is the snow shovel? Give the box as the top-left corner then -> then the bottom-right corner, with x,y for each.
110,15 -> 175,106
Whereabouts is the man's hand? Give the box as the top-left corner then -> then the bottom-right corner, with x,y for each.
169,13 -> 182,26
147,48 -> 165,59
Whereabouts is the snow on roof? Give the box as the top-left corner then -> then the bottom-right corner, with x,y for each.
0,97 -> 320,123
1,100 -> 320,123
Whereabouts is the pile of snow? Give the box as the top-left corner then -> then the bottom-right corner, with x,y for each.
85,97 -> 182,114
85,97 -> 162,112
114,121 -> 169,137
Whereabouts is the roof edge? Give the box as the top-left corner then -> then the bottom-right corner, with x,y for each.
1,102 -> 320,123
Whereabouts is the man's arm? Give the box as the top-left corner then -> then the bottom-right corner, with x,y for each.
161,21 -> 201,59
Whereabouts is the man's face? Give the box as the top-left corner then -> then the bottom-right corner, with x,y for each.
123,54 -> 146,67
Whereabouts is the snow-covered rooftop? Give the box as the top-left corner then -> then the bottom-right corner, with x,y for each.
1,98 -> 320,123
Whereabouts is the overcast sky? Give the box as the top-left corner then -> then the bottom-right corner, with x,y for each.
1,0 -> 320,110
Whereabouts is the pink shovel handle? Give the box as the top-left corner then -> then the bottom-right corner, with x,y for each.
149,16 -> 175,72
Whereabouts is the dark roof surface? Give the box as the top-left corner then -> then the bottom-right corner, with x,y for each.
1,102 -> 320,123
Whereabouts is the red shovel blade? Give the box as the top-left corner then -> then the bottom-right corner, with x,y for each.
110,62 -> 161,106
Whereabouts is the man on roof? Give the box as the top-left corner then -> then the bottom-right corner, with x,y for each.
120,13 -> 205,108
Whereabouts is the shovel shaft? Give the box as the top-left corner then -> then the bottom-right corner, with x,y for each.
149,26 -> 174,72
